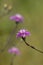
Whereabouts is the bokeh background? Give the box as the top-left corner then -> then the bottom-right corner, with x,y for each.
0,0 -> 43,65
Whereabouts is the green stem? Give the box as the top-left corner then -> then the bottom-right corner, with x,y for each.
22,38 -> 43,54
0,24 -> 18,53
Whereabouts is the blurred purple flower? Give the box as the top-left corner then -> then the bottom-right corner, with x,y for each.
10,14 -> 24,22
8,47 -> 20,55
16,29 -> 31,38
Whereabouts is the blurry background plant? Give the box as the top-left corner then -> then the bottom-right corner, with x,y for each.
0,0 -> 43,65
0,14 -> 24,53
8,47 -> 20,65
0,3 -> 12,18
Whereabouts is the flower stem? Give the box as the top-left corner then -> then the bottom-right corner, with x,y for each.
10,55 -> 15,65
0,24 -> 18,53
22,38 -> 43,54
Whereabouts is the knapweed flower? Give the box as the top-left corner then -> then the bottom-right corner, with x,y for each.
10,14 -> 24,23
16,29 -> 31,38
8,47 -> 20,55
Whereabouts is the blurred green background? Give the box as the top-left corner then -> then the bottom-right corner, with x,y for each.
0,0 -> 43,65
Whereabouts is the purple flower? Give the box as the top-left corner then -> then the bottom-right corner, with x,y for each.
8,47 -> 20,55
10,14 -> 24,22
16,29 -> 31,38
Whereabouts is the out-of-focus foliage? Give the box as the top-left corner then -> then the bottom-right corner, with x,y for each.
0,0 -> 43,65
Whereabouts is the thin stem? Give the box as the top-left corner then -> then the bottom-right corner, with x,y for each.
0,24 -> 18,53
22,38 -> 43,54
10,55 -> 15,65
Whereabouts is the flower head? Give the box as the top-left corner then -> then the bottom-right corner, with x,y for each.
4,4 -> 8,9
16,29 -> 31,38
8,5 -> 12,11
10,14 -> 24,23
8,47 -> 20,55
